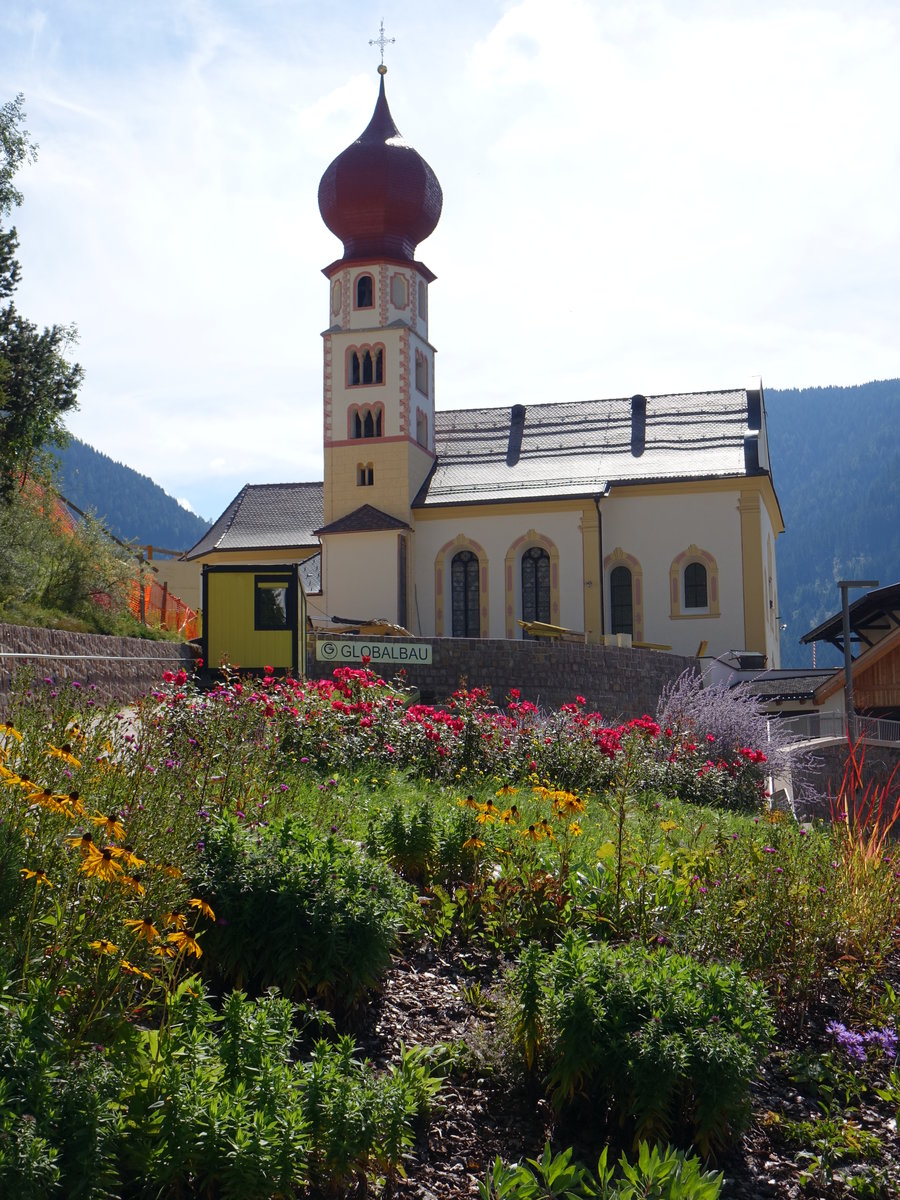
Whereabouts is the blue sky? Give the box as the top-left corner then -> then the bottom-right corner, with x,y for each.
3,0 -> 900,521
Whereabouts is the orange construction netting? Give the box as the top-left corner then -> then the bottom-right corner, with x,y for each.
128,579 -> 201,640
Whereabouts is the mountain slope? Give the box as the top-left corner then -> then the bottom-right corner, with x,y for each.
766,379 -> 899,667
54,438 -> 211,551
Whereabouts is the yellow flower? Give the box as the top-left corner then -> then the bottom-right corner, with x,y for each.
110,845 -> 146,870
67,831 -> 96,855
501,806 -> 520,824
20,867 -> 53,887
459,794 -> 480,811
495,785 -> 519,797
521,824 -> 543,842
120,874 -> 145,896
551,791 -> 585,816
63,791 -> 86,817
46,744 -> 82,768
26,788 -> 68,816
154,862 -> 183,879
120,959 -> 153,981
162,911 -> 187,930
123,917 -> 159,944
88,811 -> 126,841
462,837 -> 485,851
80,844 -> 125,882
88,938 -> 119,956
568,822 -> 583,837
0,721 -> 22,742
150,943 -> 176,959
188,898 -> 216,921
167,930 -> 203,958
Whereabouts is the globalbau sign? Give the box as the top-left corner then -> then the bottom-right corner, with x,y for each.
316,639 -> 433,665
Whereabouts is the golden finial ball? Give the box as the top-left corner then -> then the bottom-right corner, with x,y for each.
377,64 -> 388,75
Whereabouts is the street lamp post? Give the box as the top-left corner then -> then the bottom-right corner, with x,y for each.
837,579 -> 879,742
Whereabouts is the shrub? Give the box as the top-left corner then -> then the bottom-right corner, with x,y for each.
502,934 -> 774,1154
197,814 -> 414,1006
479,1140 -> 723,1200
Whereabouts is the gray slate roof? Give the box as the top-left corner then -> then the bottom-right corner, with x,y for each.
315,504 -> 410,536
419,389 -> 765,507
184,482 -> 323,559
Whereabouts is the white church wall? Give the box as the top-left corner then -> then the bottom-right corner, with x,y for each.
602,488 -> 746,658
413,508 -> 586,638
322,531 -> 403,625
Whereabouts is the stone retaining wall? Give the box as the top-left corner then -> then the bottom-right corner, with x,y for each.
0,623 -> 195,713
308,635 -> 694,718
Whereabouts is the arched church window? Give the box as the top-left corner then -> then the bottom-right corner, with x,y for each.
350,405 -> 383,440
610,565 -> 633,635
357,462 -> 374,486
355,273 -> 374,308
418,279 -> 427,318
416,409 -> 428,447
684,561 -> 708,609
451,550 -> 480,638
348,346 -> 384,387
521,546 -> 551,632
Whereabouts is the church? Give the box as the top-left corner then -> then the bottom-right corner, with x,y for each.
187,66 -> 784,668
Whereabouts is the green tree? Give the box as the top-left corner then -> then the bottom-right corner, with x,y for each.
0,94 -> 82,501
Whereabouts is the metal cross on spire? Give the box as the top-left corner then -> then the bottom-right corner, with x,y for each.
369,19 -> 395,72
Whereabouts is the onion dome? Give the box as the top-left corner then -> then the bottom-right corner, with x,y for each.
318,71 -> 443,262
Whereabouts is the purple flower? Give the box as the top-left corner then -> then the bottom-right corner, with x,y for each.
762,846 -> 777,854
865,1027 -> 898,1058
826,1021 -> 867,1061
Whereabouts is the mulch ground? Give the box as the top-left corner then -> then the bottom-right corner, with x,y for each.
352,944 -> 900,1200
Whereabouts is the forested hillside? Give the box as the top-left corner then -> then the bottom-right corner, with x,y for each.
54,437 -> 211,552
766,379 -> 899,667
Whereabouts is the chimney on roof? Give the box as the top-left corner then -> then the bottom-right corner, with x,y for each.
630,394 -> 647,457
507,403 -> 526,466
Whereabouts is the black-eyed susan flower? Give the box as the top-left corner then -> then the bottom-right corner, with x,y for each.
459,794 -> 480,811
462,836 -> 485,851
188,898 -> 215,921
154,862 -> 183,879
501,805 -> 521,825
88,938 -> 119,956
0,721 -> 22,742
88,811 -> 126,841
26,788 -> 69,816
167,930 -> 202,958
20,867 -> 53,887
110,845 -> 145,870
46,744 -> 82,768
120,959 -> 153,981
120,874 -> 145,897
123,917 -> 159,943
80,844 -> 124,882
495,785 -> 519,797
63,791 -> 86,817
162,911 -> 187,931
66,831 -> 95,855
150,943 -> 176,959
552,791 -> 585,816
521,824 -> 543,842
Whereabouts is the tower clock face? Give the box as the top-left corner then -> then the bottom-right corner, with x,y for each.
331,280 -> 342,315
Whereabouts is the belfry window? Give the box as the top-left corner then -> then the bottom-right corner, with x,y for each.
355,273 -> 374,308
610,565 -> 634,635
415,349 -> 428,395
351,405 -> 383,439
451,550 -> 480,638
357,462 -> 374,486
349,347 -> 384,387
521,546 -> 551,631
684,562 -> 708,609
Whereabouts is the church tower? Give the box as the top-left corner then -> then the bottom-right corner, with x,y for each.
317,67 -> 442,534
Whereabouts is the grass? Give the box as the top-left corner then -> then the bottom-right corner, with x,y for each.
0,664 -> 898,1197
